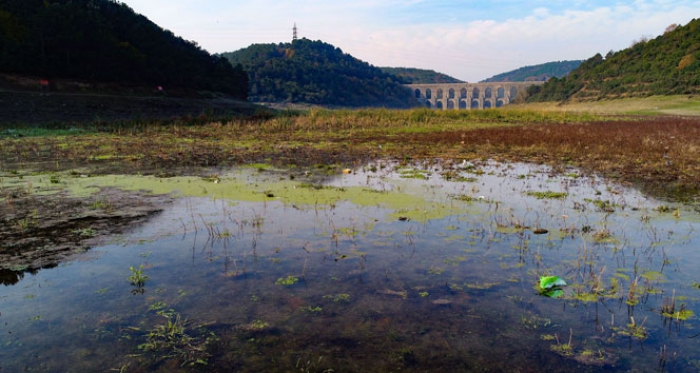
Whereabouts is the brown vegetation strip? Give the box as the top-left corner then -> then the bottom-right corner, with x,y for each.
417,118 -> 700,188
1,116 -> 699,199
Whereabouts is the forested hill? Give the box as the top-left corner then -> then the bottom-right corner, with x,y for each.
529,19 -> 700,102
379,67 -> 463,84
481,61 -> 582,83
222,39 -> 418,108
0,0 -> 248,99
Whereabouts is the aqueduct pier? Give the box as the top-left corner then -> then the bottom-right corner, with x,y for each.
407,82 -> 544,110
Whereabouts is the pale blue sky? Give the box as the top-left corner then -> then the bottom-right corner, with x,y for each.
119,0 -> 700,82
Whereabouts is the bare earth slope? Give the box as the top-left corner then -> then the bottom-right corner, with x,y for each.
0,89 -> 261,125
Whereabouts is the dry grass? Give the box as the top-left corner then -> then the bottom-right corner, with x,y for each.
1,108 -> 699,200
517,95 -> 700,116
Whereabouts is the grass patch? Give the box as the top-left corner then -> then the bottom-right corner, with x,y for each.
525,191 -> 568,199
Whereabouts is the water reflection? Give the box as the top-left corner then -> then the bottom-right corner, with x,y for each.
1,159 -> 699,372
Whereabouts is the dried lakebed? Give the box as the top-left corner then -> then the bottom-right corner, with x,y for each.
1,159 -> 700,372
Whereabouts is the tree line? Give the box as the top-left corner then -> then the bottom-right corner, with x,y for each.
222,39 -> 418,108
481,60 -> 582,83
0,0 -> 248,99
529,19 -> 700,102
379,67 -> 463,84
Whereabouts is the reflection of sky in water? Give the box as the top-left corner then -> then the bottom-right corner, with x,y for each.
1,160 -> 700,372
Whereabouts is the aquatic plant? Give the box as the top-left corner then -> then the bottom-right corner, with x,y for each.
585,198 -> 616,213
275,275 -> 299,286
538,275 -> 567,298
138,312 -> 215,367
249,320 -> 269,330
616,316 -> 648,341
441,170 -> 478,182
549,329 -> 574,356
626,277 -> 642,306
323,293 -> 351,303
128,265 -> 149,288
149,301 -> 167,312
449,193 -> 489,203
526,191 -> 568,199
660,290 -> 695,321
656,205 -> 672,213
399,168 -> 430,180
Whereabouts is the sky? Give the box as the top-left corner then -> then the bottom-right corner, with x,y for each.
118,0 -> 700,82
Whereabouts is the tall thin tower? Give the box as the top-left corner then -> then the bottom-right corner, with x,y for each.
293,23 -> 298,41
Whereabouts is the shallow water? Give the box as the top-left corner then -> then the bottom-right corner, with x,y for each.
2,159 -> 700,372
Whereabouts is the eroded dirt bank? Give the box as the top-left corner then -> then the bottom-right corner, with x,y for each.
0,186 -> 172,285
0,89 -> 266,125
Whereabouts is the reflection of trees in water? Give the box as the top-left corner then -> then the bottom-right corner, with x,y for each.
0,264 -> 55,286
0,269 -> 26,286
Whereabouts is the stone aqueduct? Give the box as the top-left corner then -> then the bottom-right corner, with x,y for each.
407,82 -> 544,110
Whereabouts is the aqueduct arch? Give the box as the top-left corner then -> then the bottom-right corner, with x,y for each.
408,82 -> 543,110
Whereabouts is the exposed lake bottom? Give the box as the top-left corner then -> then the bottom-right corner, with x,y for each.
1,159 -> 699,372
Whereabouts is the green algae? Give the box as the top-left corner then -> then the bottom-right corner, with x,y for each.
662,308 -> 694,321
573,292 -> 600,303
641,271 -> 664,282
1,167 -> 473,224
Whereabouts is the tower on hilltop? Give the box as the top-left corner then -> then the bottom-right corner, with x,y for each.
293,23 -> 298,41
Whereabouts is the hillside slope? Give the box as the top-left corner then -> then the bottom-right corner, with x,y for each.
379,67 -> 464,84
529,20 -> 700,101
222,39 -> 418,108
481,61 -> 582,83
0,0 -> 248,98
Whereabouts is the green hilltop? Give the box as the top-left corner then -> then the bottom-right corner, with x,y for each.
481,61 -> 582,83
0,0 -> 248,98
379,67 -> 464,84
529,19 -> 700,102
222,39 -> 419,108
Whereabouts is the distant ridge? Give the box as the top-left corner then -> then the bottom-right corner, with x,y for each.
529,19 -> 700,101
481,61 -> 582,83
379,67 -> 464,84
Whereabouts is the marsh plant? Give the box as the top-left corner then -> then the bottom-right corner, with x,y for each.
128,265 -> 149,292
138,312 -> 215,367
660,290 -> 694,321
275,275 -> 300,286
615,316 -> 648,341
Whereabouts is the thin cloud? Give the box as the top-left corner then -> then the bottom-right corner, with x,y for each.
119,0 -> 700,81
